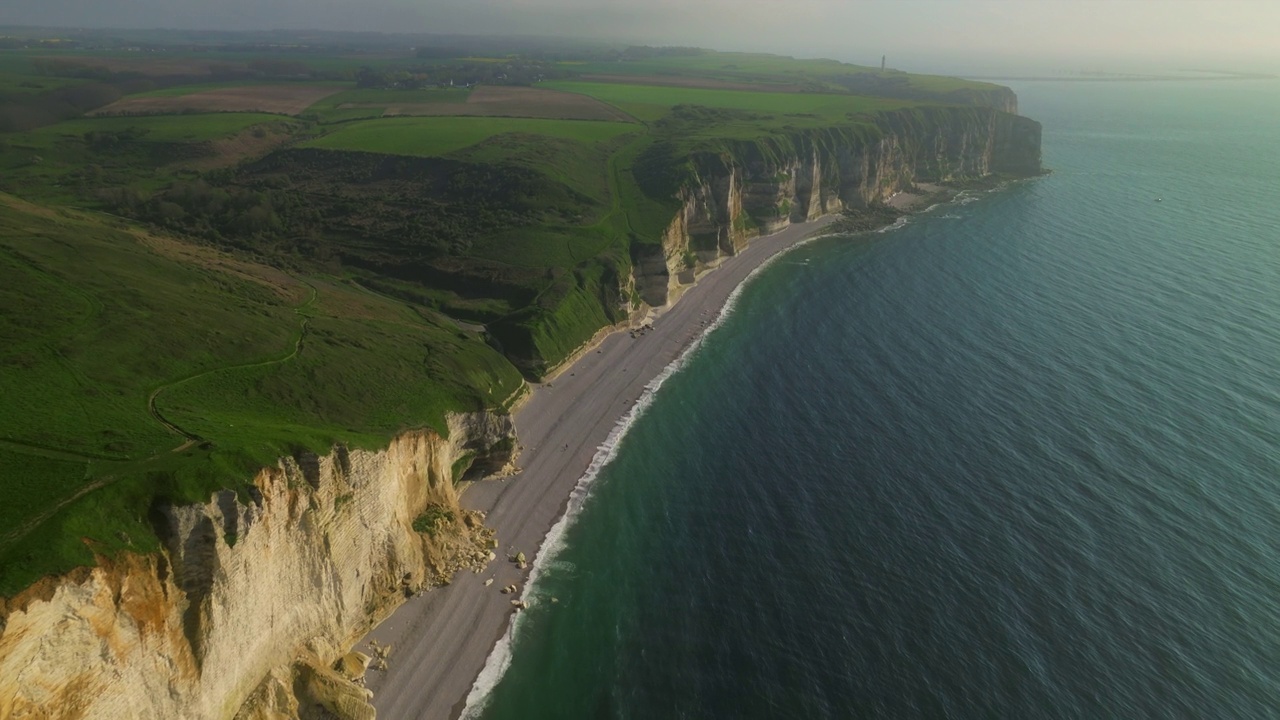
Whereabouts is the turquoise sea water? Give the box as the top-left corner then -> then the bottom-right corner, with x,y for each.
469,81 -> 1280,718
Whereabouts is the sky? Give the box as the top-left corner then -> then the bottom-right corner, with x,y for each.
3,0 -> 1278,74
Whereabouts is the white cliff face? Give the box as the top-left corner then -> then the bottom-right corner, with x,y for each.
631,106 -> 1042,307
0,413 -> 514,720
633,147 -> 843,308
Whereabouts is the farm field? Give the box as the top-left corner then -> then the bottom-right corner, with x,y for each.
361,86 -> 637,121
301,115 -> 638,157
299,85 -> 634,122
577,73 -> 805,93
0,73 -> 86,95
303,86 -> 474,122
561,51 -> 998,95
92,84 -> 345,116
542,80 -> 918,121
37,53 -> 240,76
20,111 -> 293,141
320,87 -> 474,105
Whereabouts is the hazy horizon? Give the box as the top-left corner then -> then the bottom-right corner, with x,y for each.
3,0 -> 1278,76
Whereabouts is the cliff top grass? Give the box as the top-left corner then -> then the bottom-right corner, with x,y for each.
539,81 -> 918,123
0,195 -> 523,595
301,86 -> 475,123
558,51 -> 1006,97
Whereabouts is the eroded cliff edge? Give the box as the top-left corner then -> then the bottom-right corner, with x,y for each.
0,414 -> 515,720
0,102 -> 1041,720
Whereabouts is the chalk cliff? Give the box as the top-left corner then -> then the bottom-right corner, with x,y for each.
0,414 -> 515,720
634,105 -> 1042,305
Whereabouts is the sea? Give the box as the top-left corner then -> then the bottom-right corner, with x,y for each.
464,80 -> 1280,719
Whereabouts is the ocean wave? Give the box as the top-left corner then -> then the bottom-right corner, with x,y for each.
877,216 -> 911,233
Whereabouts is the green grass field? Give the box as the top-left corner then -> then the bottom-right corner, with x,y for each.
0,199 -> 306,460
561,51 -> 1001,96
18,112 -> 289,142
319,87 -> 473,105
302,116 -> 637,157
561,52 -> 865,88
125,80 -> 338,98
0,73 -> 87,95
538,81 -> 893,166
0,196 -> 523,594
0,52 -> 48,76
543,80 -> 916,122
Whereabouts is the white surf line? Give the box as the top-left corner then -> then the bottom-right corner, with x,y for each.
458,226 -> 831,718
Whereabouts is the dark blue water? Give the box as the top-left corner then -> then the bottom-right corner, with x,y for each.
470,81 -> 1280,719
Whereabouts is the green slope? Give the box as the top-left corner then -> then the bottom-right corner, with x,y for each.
0,197 -> 522,594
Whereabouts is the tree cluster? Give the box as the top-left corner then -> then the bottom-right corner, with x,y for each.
98,149 -> 588,273
0,82 -> 123,132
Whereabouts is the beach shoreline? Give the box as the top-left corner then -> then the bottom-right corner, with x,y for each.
359,195 -> 947,718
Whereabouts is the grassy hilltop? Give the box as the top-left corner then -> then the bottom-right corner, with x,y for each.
0,33 -> 1015,594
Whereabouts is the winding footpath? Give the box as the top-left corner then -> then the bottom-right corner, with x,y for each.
0,283 -> 317,553
145,282 -> 318,443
